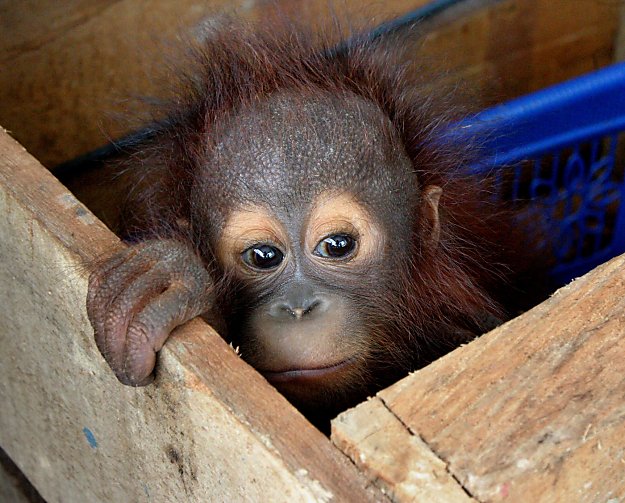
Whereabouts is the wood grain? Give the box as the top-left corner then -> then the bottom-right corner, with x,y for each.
332,397 -> 474,502
412,0 -> 619,104
0,127 -> 385,502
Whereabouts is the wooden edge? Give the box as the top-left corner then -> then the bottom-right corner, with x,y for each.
0,448 -> 43,503
0,127 -> 385,502
334,247 -> 625,501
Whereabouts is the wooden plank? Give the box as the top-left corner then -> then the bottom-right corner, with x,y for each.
0,0 -> 254,167
332,398 -> 474,502
333,251 -> 625,501
616,3 -> 625,62
0,128 -> 385,502
413,0 -> 619,105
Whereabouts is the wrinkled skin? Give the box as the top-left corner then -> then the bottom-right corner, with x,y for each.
88,240 -> 214,386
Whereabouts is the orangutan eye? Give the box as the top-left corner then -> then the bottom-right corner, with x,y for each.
314,234 -> 356,259
242,244 -> 284,270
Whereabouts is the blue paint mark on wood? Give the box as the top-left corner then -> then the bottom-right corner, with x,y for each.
83,427 -> 97,448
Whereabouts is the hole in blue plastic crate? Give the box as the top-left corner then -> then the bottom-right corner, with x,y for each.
491,131 -> 625,283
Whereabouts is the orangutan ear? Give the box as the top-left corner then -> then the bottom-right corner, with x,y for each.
422,185 -> 443,248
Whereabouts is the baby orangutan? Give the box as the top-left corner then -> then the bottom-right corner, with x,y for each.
75,20 -> 542,421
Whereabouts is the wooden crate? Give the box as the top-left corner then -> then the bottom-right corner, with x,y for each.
1,1 -> 625,501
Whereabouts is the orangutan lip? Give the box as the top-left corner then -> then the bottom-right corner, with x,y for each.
260,358 -> 354,383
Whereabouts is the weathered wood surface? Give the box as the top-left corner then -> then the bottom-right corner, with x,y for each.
0,128 -> 385,502
333,398 -> 474,502
333,251 -> 625,501
1,0 -> 619,168
617,3 -> 625,63
0,0 -> 428,167
413,0 -> 620,104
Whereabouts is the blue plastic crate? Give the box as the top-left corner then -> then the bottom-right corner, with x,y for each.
456,62 -> 625,285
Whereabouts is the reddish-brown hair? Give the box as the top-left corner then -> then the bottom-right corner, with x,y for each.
120,17 -> 546,372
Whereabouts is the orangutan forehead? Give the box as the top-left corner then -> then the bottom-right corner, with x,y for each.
203,91 -> 415,207
221,91 -> 396,142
